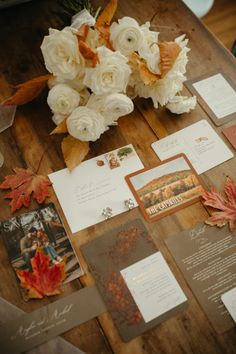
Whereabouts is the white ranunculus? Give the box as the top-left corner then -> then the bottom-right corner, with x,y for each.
67,106 -> 106,141
138,22 -> 160,74
110,17 -> 143,56
41,27 -> 84,80
86,94 -> 105,112
47,84 -> 80,115
48,72 -> 85,92
71,9 -> 95,30
52,113 -> 67,125
103,93 -> 134,125
83,46 -> 131,95
166,95 -> 196,114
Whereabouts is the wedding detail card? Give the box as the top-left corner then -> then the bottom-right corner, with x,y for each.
221,287 -> 236,323
166,224 -> 236,333
81,219 -> 187,342
151,120 -> 233,174
222,124 -> 236,150
49,145 -> 144,233
1,203 -> 83,301
126,154 -> 204,223
120,252 -> 187,323
185,72 -> 236,125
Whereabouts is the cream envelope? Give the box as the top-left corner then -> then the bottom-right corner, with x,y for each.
49,145 -> 144,233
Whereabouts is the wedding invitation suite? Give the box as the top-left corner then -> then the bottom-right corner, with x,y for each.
166,224 -> 236,333
49,145 -> 144,233
221,287 -> 236,323
81,219 -> 188,342
151,120 -> 233,174
126,154 -> 204,223
185,73 -> 236,125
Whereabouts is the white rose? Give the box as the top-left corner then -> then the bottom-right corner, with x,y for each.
71,9 -> 95,30
52,113 -> 67,125
83,46 -> 131,95
41,27 -> 83,80
48,72 -> 85,92
67,106 -> 106,141
110,17 -> 143,56
104,93 -> 134,125
138,22 -> 160,74
47,84 -> 80,115
166,95 -> 196,114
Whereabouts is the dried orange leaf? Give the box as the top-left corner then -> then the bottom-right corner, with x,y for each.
61,135 -> 90,171
3,74 -> 52,106
95,0 -> 117,28
77,24 -> 89,41
79,40 -> 99,67
202,177 -> 236,230
130,53 -> 160,85
50,119 -> 68,134
0,167 -> 51,212
16,249 -> 66,299
159,42 -> 181,78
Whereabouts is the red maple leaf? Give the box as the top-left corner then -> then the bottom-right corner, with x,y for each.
16,249 -> 66,299
0,167 -> 51,212
202,177 -> 236,230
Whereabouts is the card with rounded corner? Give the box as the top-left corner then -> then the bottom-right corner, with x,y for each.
125,154 -> 205,223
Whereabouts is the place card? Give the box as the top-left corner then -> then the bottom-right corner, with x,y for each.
185,72 -> 236,126
81,219 -> 188,342
166,224 -> 236,333
49,144 -> 144,233
222,123 -> 236,150
151,120 -> 233,174
126,154 -> 204,223
121,252 -> 187,323
221,287 -> 236,323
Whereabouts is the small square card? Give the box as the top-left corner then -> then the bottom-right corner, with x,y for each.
49,144 -> 144,233
126,154 -> 204,223
185,72 -> 236,126
221,287 -> 236,323
1,203 -> 83,300
81,219 -> 187,342
151,120 -> 233,174
222,124 -> 236,150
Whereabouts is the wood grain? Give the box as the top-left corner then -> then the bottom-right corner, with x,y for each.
0,1 -> 235,354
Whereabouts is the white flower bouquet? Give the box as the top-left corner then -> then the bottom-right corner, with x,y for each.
3,0 -> 196,170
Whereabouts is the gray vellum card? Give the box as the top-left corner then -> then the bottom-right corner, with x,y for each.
0,286 -> 107,354
166,224 -> 236,333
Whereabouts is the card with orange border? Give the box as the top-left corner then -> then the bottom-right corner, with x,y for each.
125,154 -> 205,223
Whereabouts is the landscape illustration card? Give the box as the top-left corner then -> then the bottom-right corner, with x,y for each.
0,203 -> 83,301
166,224 -> 236,333
81,219 -> 187,342
221,287 -> 236,323
126,154 -> 204,223
151,120 -> 233,174
49,144 -> 144,233
222,124 -> 236,150
185,72 -> 236,126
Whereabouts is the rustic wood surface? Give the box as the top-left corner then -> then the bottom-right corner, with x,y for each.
0,0 -> 235,353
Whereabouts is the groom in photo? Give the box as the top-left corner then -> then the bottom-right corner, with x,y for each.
20,227 -> 38,270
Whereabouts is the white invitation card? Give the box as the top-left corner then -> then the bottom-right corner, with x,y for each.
120,252 -> 187,323
49,145 -> 144,233
221,287 -> 236,323
151,120 -> 233,174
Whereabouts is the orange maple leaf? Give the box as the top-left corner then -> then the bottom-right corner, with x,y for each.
3,74 -> 52,106
95,0 -> 117,49
0,167 -> 51,212
16,249 -> 66,299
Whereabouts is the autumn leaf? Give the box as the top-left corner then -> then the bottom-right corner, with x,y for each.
16,249 -> 66,299
129,53 -> 161,85
79,40 -> 99,67
61,135 -> 90,171
159,42 -> 181,78
77,24 -> 89,41
95,0 -> 117,49
202,177 -> 236,230
0,167 -> 51,212
50,119 -> 68,134
3,74 -> 52,106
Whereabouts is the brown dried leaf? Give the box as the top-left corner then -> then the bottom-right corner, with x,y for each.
130,53 -> 160,85
159,42 -> 181,78
79,40 -> 99,67
50,119 -> 68,134
95,0 -> 117,49
77,24 -> 89,41
61,135 -> 90,171
3,74 -> 52,106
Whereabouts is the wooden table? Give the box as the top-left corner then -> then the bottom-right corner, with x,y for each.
0,0 -> 236,353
